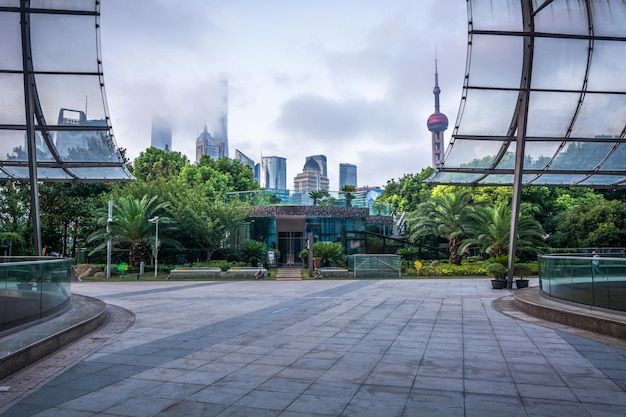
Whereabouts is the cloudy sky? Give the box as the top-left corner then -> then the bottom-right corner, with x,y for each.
99,0 -> 468,188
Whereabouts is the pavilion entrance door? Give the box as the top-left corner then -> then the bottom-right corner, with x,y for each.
276,216 -> 305,266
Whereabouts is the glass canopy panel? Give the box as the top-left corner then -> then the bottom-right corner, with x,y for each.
525,92 -> 580,137
479,174 -> 514,184
470,0 -> 522,31
468,35 -> 523,89
72,167 -> 133,180
29,0 -> 97,12
0,74 -> 26,125
531,173 -> 586,185
599,144 -> 626,171
548,142 -> 614,170
591,0 -> 626,37
428,172 -> 486,184
37,168 -> 73,180
587,41 -> 626,92
0,130 -> 28,162
455,90 -> 519,136
531,38 -> 588,91
0,11 -> 22,71
0,1 -> 19,6
50,130 -> 118,162
522,141 -> 562,169
30,13 -> 99,73
34,74 -> 108,124
533,0 -> 589,36
444,140 -> 508,169
570,94 -> 626,138
579,175 -> 626,186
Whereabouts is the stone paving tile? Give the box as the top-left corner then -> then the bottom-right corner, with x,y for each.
2,279 -> 626,417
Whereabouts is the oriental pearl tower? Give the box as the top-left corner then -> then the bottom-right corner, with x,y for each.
426,59 -> 448,168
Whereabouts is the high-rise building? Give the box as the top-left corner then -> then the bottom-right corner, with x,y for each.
213,77 -> 229,158
195,125 -> 225,162
55,108 -> 108,158
235,149 -> 259,183
339,163 -> 357,188
305,155 -> 327,177
426,60 -> 448,168
260,156 -> 287,190
293,158 -> 329,193
151,114 -> 172,152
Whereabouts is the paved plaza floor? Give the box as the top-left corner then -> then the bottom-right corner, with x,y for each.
1,278 -> 626,416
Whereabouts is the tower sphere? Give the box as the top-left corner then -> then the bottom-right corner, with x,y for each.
427,112 -> 449,132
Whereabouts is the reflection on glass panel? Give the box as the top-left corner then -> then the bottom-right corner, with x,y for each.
30,13 -> 98,73
533,0 -> 588,35
571,94 -> 626,137
445,140 -> 508,168
599,144 -> 626,171
37,168 -> 72,180
35,74 -> 107,123
549,142 -> 613,170
469,35 -> 522,88
480,174 -> 514,184
587,41 -> 626,91
532,173 -> 585,185
0,1 -> 20,7
0,74 -> 26,124
531,38 -> 588,90
0,11 -> 22,70
29,0 -> 96,12
72,168 -> 131,180
0,130 -> 54,162
523,141 -> 561,168
526,92 -> 579,137
430,172 -> 485,183
456,90 -> 518,135
470,0 -> 522,31
3,167 -> 29,178
580,175 -> 626,186
591,0 -> 626,37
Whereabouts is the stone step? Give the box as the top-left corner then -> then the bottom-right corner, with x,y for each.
275,268 -> 302,280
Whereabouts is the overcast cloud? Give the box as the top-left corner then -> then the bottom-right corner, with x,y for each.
100,0 -> 467,188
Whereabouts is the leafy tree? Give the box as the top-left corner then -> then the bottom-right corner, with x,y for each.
0,232 -> 27,256
407,189 -> 477,265
0,181 -> 30,235
460,201 -> 548,259
378,168 -> 433,213
131,147 -> 189,182
169,185 -> 253,261
339,185 -> 357,207
239,239 -> 267,266
312,241 -> 345,267
88,195 -> 178,266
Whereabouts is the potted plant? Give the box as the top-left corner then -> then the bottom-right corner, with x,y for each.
487,263 -> 507,289
514,263 -> 531,289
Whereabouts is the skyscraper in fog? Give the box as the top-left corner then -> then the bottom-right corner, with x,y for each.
339,163 -> 357,188
213,77 -> 229,158
151,114 -> 172,152
261,156 -> 287,190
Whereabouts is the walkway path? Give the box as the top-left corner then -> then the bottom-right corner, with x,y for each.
1,278 -> 625,416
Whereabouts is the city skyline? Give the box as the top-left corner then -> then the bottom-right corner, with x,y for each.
99,1 -> 466,187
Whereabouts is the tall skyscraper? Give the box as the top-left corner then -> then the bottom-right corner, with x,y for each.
195,125 -> 225,162
151,114 -> 172,152
305,155 -> 327,177
426,59 -> 448,168
339,163 -> 357,188
261,156 -> 287,190
213,77 -> 229,158
235,149 -> 259,183
293,157 -> 329,192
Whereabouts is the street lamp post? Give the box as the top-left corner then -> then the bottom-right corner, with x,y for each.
148,216 -> 159,277
106,200 -> 113,279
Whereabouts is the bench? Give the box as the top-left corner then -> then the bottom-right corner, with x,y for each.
167,267 -> 222,280
226,267 -> 267,279
316,267 -> 349,278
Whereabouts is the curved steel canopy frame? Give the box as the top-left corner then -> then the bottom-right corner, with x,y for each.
427,0 -> 626,286
0,1 -> 133,253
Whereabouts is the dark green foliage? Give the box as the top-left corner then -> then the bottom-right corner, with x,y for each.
487,263 -> 507,281
312,241 -> 346,267
239,240 -> 267,266
378,168 -> 434,213
131,147 -> 189,182
514,263 -> 532,279
0,232 -> 26,256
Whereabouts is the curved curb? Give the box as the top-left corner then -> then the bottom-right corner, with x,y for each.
0,294 -> 107,380
513,287 -> 626,340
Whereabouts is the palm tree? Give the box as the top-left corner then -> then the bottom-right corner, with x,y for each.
460,201 -> 548,259
407,190 -> 476,265
88,195 -> 177,267
312,241 -> 346,267
309,190 -> 329,206
339,185 -> 357,207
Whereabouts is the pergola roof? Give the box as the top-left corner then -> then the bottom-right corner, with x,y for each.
427,0 -> 626,188
0,0 -> 132,182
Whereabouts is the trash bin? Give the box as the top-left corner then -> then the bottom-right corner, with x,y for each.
76,248 -> 87,264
